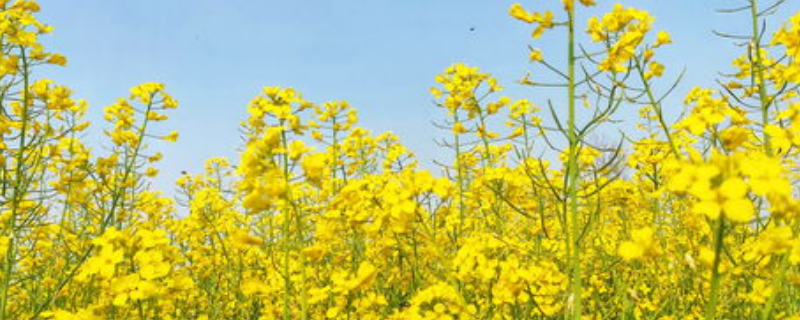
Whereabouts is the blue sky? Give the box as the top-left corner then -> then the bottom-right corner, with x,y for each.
35,0 -> 799,192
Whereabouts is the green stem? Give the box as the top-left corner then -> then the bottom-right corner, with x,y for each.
453,113 -> 466,243
280,121 -> 294,320
760,253 -> 788,320
705,217 -> 726,320
566,5 -> 583,320
749,0 -> 773,156
636,58 -> 679,157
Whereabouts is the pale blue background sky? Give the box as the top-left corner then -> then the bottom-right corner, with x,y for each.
35,0 -> 799,192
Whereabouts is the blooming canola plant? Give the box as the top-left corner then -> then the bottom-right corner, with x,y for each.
0,0 -> 799,319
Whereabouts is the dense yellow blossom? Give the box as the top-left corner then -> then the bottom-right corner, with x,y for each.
0,1 -> 799,320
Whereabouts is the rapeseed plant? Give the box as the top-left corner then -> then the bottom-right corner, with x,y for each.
0,0 -> 798,319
